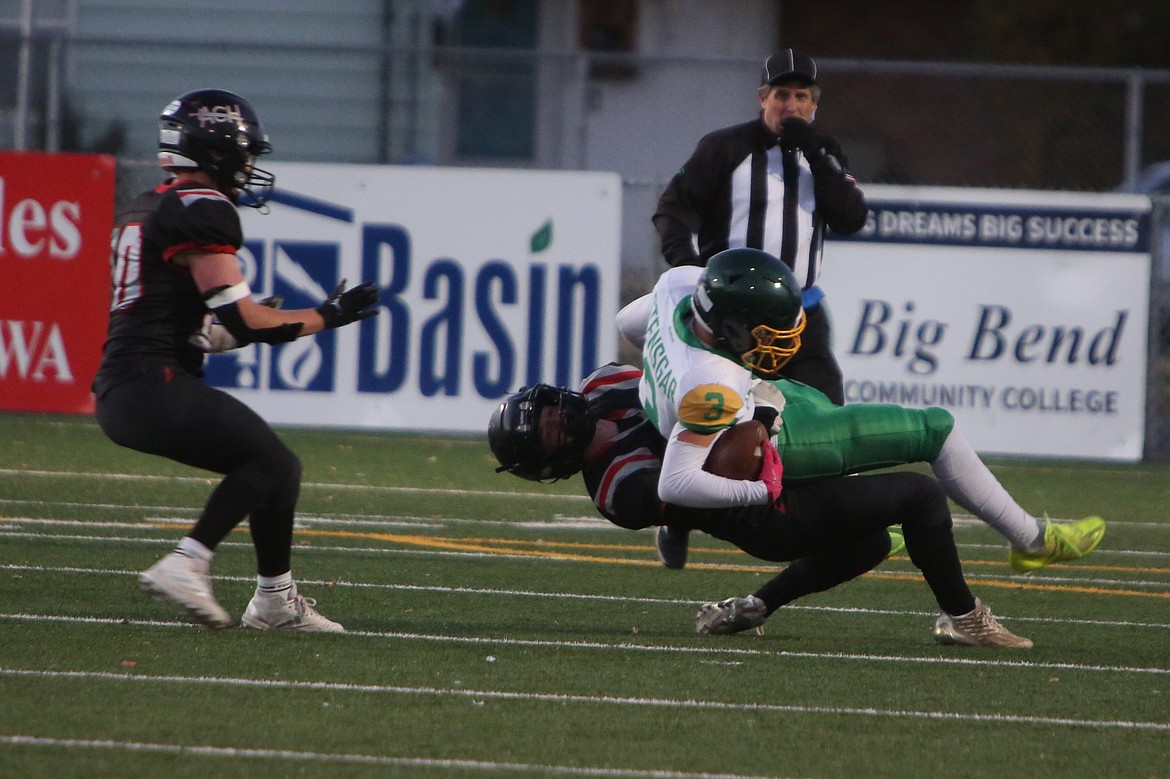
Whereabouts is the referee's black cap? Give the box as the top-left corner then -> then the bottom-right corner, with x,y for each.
761,49 -> 817,86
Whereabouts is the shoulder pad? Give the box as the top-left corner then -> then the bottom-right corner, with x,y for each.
678,383 -> 743,434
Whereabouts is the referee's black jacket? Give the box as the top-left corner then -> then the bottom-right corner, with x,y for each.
653,117 -> 867,301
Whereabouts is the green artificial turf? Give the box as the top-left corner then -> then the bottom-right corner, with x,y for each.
0,412 -> 1166,778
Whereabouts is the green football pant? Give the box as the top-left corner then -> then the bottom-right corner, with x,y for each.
774,380 -> 955,483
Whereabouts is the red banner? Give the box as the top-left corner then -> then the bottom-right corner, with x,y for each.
0,151 -> 115,414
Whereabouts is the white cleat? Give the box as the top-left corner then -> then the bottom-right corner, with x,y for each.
695,595 -> 767,635
241,585 -> 345,633
139,552 -> 232,629
932,598 -> 1032,649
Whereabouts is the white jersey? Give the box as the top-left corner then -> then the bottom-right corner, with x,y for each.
638,266 -> 756,441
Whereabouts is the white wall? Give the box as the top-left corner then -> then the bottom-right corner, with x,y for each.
562,0 -> 778,179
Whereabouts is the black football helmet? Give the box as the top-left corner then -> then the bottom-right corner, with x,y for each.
488,384 -> 597,482
692,247 -> 806,377
157,88 -> 275,208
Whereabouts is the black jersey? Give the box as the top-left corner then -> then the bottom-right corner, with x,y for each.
578,363 -> 667,529
94,180 -> 243,395
576,362 -> 769,540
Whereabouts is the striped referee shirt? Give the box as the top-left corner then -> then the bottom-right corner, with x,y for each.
653,117 -> 866,306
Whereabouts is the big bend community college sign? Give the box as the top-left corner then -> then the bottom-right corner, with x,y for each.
823,185 -> 1151,461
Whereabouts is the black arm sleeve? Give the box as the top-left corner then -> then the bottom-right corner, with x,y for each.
810,135 -> 868,235
653,130 -> 730,267
653,179 -> 704,267
211,298 -> 304,346
604,467 -> 666,530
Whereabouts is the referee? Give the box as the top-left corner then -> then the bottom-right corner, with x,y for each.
652,49 -> 867,404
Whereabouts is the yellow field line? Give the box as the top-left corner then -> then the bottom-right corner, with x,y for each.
861,570 -> 1170,599
133,522 -> 1170,599
435,535 -> 1170,575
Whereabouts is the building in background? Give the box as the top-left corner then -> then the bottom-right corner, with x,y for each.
5,0 -> 1170,459
3,0 -> 1168,192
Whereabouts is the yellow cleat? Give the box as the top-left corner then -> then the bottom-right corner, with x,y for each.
1008,515 -> 1105,573
887,530 -> 906,559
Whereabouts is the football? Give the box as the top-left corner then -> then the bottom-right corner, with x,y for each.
702,421 -> 766,479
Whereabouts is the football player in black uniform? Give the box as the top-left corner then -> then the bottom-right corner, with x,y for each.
94,89 -> 379,631
487,364 -> 1098,647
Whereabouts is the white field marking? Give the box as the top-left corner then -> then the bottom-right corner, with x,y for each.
0,508 -> 1011,538
0,498 -> 197,515
2,530 -> 1169,592
0,467 -> 593,503
4,489 -> 1169,535
4,517 -> 1170,567
0,516 -> 992,552
297,516 -> 613,531
0,515 -> 446,532
0,530 -> 633,556
2,668 -> 1168,732
4,530 -> 1169,589
7,505 -> 1170,546
0,507 -> 614,532
4,560 -> 1170,637
10,467 -> 1170,527
6,611 -> 1167,677
9,519 -> 1170,561
0,736 -> 784,779
4,526 -> 1170,590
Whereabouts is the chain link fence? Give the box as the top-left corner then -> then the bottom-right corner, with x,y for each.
19,37 -> 1170,459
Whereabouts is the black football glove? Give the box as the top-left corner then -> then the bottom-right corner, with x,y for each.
778,116 -> 824,158
317,280 -> 380,329
752,403 -> 781,437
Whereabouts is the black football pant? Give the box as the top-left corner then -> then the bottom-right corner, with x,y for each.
699,471 -> 976,617
95,366 -> 300,575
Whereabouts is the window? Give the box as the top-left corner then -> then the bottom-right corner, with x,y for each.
578,0 -> 638,78
454,0 -> 539,160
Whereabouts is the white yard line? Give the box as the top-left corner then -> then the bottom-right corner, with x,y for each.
4,574 -> 1170,671
10,467 -> 1170,528
0,467 -> 593,503
2,529 -> 1169,587
0,734 -> 791,779
1,668 -> 1167,732
5,611 -> 1168,675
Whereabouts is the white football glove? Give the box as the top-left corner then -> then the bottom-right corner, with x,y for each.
749,380 -> 787,436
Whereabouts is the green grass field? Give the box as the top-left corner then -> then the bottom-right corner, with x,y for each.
1,411 -> 1168,778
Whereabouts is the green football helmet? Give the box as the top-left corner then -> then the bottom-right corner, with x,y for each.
692,248 -> 805,377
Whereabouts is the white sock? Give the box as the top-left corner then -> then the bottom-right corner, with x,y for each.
257,571 -> 294,599
931,430 -> 1044,551
176,536 -> 213,563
